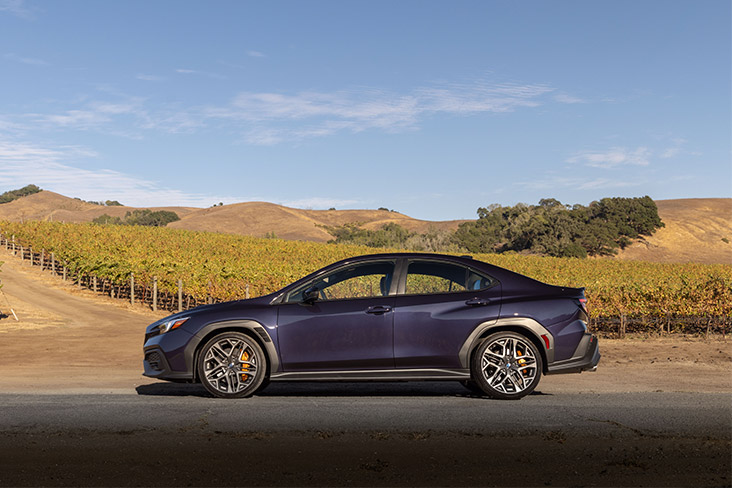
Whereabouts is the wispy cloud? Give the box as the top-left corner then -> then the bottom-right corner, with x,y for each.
521,175 -> 642,191
136,73 -> 164,82
247,50 -> 265,58
0,0 -> 34,19
4,52 -> 48,66
176,68 -> 226,80
12,79 -> 562,144
279,197 -> 359,209
210,81 -> 555,144
553,93 -> 585,104
0,139 -> 241,207
566,147 -> 651,169
660,137 -> 686,159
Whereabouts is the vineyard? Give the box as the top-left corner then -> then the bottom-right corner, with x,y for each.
1,221 -> 730,334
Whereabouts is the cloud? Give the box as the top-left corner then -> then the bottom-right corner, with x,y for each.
660,138 -> 686,159
279,197 -> 360,209
11,79 -> 560,144
247,51 -> 265,58
136,73 -> 164,82
521,175 -> 642,191
4,52 -> 48,65
553,93 -> 585,104
210,81 -> 554,144
0,139 -> 241,207
566,147 -> 651,169
176,68 -> 226,79
0,0 -> 33,18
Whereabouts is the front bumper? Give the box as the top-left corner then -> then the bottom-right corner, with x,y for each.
545,333 -> 600,375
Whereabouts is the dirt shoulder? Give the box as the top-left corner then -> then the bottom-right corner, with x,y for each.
0,247 -> 729,394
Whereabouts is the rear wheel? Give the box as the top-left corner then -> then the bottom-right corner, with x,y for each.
471,331 -> 542,400
197,332 -> 267,398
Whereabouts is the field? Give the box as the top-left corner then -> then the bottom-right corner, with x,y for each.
1,221 -> 730,334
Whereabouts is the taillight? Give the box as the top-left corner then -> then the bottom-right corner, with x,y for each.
578,298 -> 588,314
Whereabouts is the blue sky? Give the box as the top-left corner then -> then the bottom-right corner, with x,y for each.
0,0 -> 729,220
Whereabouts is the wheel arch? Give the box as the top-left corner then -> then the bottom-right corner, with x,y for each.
189,320 -> 279,382
459,318 -> 554,374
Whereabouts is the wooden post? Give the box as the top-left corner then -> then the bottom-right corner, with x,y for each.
153,277 -> 158,312
207,280 -> 212,305
11,235 -> 15,255
620,314 -> 626,339
29,247 -> 33,265
245,284 -> 250,299
19,246 -> 23,262
130,273 -> 135,305
93,276 -> 98,293
178,279 -> 183,312
63,266 -> 67,281
40,249 -> 45,270
51,253 -> 56,275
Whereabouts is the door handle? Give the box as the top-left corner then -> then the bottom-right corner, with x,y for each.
465,298 -> 491,306
366,305 -> 393,315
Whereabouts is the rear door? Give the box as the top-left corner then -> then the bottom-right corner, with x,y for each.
392,259 -> 501,369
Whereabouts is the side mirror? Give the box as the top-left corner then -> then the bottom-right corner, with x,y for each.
302,286 -> 320,304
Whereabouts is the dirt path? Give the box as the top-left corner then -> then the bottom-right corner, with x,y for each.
0,249 -> 167,391
0,247 -> 730,394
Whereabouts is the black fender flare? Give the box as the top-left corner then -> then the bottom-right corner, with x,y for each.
187,320 -> 280,379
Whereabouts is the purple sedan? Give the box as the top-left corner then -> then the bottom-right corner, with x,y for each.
143,253 -> 600,399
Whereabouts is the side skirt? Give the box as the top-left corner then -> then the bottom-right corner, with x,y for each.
269,368 -> 471,382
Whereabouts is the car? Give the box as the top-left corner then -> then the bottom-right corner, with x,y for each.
143,253 -> 600,400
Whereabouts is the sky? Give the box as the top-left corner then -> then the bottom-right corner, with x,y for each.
0,0 -> 730,220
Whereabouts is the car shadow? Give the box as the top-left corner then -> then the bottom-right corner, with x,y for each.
137,381 -> 552,398
136,383 -> 211,397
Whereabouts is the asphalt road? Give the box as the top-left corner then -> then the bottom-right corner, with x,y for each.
1,383 -> 730,487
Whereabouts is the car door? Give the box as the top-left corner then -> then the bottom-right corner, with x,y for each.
276,260 -> 396,371
392,259 -> 501,369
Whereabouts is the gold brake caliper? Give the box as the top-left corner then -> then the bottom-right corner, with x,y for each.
241,351 -> 250,381
516,350 -> 527,376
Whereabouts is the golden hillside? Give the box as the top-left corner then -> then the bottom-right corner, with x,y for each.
167,201 -> 465,241
616,198 -> 731,264
1,191 -> 728,263
0,191 -> 198,223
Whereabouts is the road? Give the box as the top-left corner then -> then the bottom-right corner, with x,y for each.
1,386 -> 730,486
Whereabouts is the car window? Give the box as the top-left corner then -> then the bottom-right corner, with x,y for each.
285,261 -> 395,303
405,261 -> 495,295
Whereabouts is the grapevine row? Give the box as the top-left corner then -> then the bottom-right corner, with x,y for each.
1,221 -> 730,325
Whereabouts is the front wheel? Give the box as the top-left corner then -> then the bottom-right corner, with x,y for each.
197,332 -> 267,398
470,331 -> 543,400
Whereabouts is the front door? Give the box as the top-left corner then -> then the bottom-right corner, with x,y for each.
276,260 -> 396,371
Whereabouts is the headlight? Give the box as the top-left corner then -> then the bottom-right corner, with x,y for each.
158,317 -> 189,334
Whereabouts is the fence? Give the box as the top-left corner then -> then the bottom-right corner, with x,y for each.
0,234 -> 249,314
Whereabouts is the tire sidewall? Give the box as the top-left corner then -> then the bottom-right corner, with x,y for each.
197,331 -> 267,399
471,331 -> 543,400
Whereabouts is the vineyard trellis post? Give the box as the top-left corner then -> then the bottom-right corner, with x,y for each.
51,253 -> 56,275
40,249 -> 45,270
93,276 -> 97,293
245,284 -> 250,299
62,266 -> 67,281
130,273 -> 135,305
177,279 -> 183,312
153,277 -> 158,312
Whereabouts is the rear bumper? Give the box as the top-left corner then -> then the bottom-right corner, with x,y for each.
546,333 -> 600,375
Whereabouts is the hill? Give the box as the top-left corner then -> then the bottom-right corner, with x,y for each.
0,191 -> 199,223
0,190 -> 728,263
167,202 -> 465,241
615,198 -> 731,264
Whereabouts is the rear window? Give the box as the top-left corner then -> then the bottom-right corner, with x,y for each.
405,261 -> 495,295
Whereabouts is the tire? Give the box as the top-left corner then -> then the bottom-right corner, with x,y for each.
197,332 -> 267,398
470,331 -> 543,400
